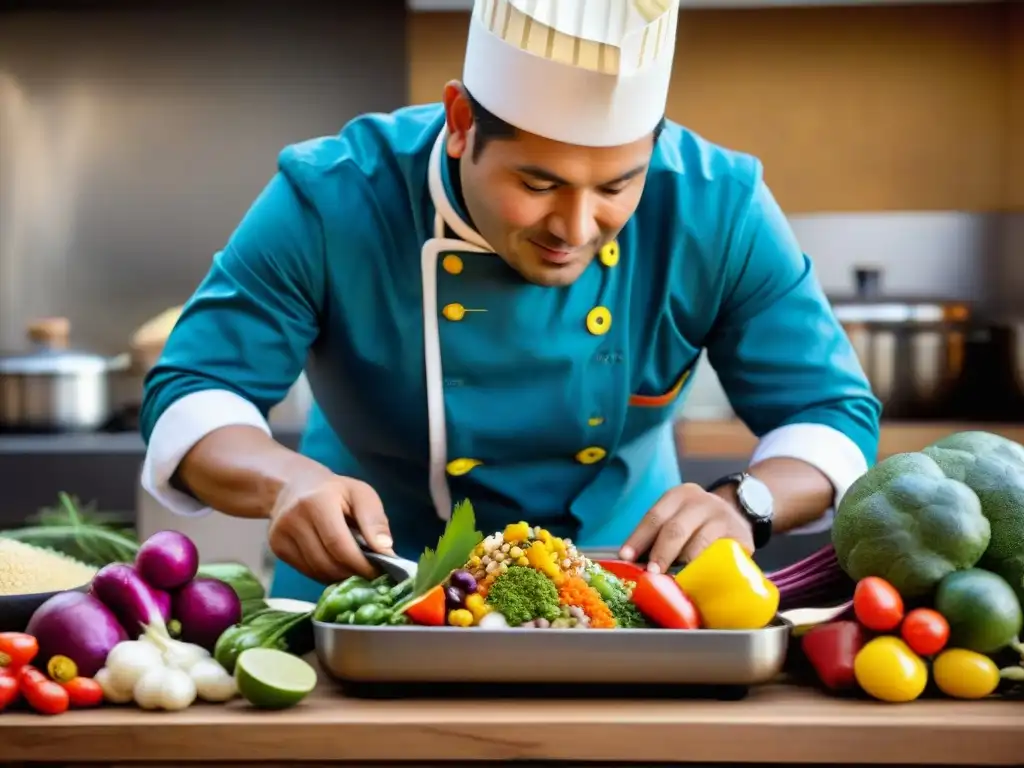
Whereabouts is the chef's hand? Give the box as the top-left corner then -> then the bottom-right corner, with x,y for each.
267,465 -> 394,584
619,483 -> 754,573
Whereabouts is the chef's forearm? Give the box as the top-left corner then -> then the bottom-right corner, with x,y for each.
713,457 -> 835,533
174,426 -> 321,520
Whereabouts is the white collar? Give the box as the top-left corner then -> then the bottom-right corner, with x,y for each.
427,128 -> 492,251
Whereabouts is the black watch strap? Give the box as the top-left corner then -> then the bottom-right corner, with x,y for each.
706,472 -> 774,550
705,472 -> 746,495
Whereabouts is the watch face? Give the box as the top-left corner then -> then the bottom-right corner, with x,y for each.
738,476 -> 774,520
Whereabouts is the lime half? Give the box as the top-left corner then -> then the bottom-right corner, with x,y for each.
235,648 -> 317,709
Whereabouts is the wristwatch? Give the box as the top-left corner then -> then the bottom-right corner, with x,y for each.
706,472 -> 774,550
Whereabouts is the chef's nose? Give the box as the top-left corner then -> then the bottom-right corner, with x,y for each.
548,191 -> 599,249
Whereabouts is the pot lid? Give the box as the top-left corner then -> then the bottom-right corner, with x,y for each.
0,346 -> 113,375
0,316 -> 116,375
828,266 -> 974,324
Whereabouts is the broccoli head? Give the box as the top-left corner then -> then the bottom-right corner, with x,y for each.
485,566 -> 561,626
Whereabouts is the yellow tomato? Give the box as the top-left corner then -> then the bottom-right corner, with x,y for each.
933,649 -> 1001,700
853,636 -> 928,703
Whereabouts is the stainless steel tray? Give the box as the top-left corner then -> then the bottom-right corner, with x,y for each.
313,619 -> 791,687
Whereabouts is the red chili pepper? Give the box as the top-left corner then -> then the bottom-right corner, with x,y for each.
630,572 -> 701,629
800,620 -> 866,691
61,677 -> 104,708
0,632 -> 39,670
19,665 -> 70,715
596,560 -> 647,581
0,670 -> 20,712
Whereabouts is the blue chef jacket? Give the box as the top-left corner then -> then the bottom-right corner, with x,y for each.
140,105 -> 881,603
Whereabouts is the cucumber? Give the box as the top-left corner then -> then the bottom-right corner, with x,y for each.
934,568 -> 1023,654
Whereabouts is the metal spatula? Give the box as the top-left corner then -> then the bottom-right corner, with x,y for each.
350,530 -> 418,582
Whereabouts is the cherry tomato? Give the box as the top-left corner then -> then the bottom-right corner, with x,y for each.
0,632 -> 39,670
46,655 -> 78,684
933,649 -> 1001,700
0,672 -> 20,711
853,576 -> 904,632
900,608 -> 950,656
19,665 -> 69,715
853,636 -> 927,703
61,677 -> 104,708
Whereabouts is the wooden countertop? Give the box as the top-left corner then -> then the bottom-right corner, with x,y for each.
0,668 -> 1020,764
677,420 -> 1024,459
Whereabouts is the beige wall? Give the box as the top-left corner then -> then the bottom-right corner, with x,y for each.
1008,2 -> 1024,211
408,5 -> 1011,215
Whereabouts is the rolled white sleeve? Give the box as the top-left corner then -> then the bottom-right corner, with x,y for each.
750,422 -> 869,534
140,390 -> 271,517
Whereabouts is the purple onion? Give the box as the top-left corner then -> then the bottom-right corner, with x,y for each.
135,530 -> 199,591
172,577 -> 242,652
26,591 -> 128,678
90,563 -> 171,638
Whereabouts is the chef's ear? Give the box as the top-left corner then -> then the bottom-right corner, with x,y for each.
442,80 -> 473,159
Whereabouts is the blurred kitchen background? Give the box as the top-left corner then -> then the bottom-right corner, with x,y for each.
1,0 -> 1022,576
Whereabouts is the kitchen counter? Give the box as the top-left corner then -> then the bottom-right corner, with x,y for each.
0,665 -> 1020,765
676,420 -> 1024,459
5,421 -> 1022,457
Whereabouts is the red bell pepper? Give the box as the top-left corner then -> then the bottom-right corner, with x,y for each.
403,584 -> 447,626
596,559 -> 647,582
630,572 -> 701,629
800,620 -> 866,691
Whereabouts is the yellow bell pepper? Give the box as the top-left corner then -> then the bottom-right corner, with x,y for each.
673,538 -> 779,629
502,521 -> 530,544
526,542 -> 563,583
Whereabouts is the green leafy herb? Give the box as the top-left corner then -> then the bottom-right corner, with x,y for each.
1,493 -> 141,566
30,493 -> 136,535
395,499 -> 482,612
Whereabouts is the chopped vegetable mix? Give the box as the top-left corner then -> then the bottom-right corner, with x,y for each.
316,507 -> 778,632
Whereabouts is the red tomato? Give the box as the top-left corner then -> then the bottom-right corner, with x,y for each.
19,666 -> 69,716
853,577 -> 904,631
900,608 -> 950,656
0,672 -> 19,712
61,677 -> 104,709
0,632 -> 39,670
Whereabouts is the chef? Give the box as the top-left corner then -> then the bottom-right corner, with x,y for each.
140,0 -> 881,603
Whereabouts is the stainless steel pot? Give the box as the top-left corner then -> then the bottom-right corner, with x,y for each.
829,268 -> 974,420
0,317 -> 131,433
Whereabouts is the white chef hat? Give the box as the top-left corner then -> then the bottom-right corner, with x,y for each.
462,0 -> 681,148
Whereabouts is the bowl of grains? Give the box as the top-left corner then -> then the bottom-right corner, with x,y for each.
0,538 -> 97,631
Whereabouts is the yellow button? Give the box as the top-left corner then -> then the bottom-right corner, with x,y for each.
576,446 -> 607,465
442,254 -> 464,275
599,241 -> 620,267
443,303 -> 466,321
587,416 -> 605,427
447,458 -> 482,476
586,306 -> 612,336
